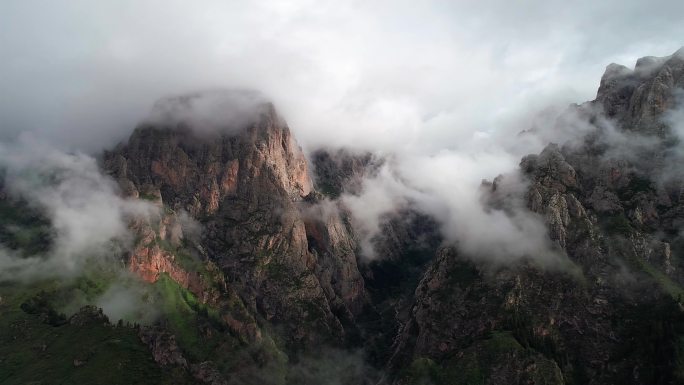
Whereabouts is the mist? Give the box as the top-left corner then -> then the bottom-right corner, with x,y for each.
0,133 -> 157,282
1,2 -> 684,266
340,142 -> 564,264
2,0 -> 684,153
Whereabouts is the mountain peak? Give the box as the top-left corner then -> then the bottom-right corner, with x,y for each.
595,47 -> 684,134
144,89 -> 273,135
600,63 -> 632,83
634,55 -> 668,75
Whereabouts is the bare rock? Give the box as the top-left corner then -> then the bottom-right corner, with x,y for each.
138,326 -> 188,369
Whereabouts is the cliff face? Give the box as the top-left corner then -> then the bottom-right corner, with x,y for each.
388,49 -> 684,385
106,97 -> 311,215
310,149 -> 380,197
104,92 -> 365,351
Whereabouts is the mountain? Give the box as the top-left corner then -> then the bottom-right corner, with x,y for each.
388,48 -> 684,385
104,91 -> 366,349
101,91 -> 371,382
2,49 -> 684,385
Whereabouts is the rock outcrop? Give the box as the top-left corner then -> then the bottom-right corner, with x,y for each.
596,48 -> 684,135
104,91 -> 365,351
385,48 -> 684,385
311,148 -> 380,197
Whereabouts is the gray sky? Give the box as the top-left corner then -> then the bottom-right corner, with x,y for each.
1,0 -> 683,265
1,0 -> 683,153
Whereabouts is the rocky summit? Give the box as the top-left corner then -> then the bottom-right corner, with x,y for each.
2,48 -> 684,385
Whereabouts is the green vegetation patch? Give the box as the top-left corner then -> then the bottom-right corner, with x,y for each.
0,283 -> 186,385
152,273 -> 213,360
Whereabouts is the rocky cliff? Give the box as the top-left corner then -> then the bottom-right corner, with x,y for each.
597,47 -> 684,135
104,91 -> 366,354
386,48 -> 684,385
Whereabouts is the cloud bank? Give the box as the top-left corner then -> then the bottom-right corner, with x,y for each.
0,134 -> 157,282
1,0 -> 683,153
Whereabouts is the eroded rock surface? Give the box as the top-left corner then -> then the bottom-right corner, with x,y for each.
386,49 -> 684,385
105,93 -> 365,352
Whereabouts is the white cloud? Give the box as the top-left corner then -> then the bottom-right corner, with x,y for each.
0,0 -> 682,267
1,0 -> 682,153
342,145 -> 563,264
0,134 -> 157,282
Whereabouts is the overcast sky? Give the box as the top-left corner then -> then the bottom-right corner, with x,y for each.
2,0 -> 684,268
1,0 -> 683,154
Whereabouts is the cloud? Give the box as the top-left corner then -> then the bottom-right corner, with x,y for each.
0,134 -> 158,282
285,348 -> 380,385
341,147 -> 563,264
341,162 -> 420,259
94,278 -> 160,324
1,0 -> 683,154
0,1 -> 682,267
143,89 -> 271,136
546,89 -> 684,187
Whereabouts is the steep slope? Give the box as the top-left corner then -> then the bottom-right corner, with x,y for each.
388,48 -> 684,385
597,47 -> 684,135
103,91 -> 366,353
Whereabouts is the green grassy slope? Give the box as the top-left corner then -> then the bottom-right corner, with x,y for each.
0,283 -> 191,385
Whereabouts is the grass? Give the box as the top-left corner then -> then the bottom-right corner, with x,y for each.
152,274 -> 205,359
0,199 -> 295,383
154,237 -> 211,282
139,193 -> 160,201
0,282 -> 189,385
0,268 -> 267,385
444,331 -> 562,385
151,274 -> 293,382
399,333 -> 521,385
152,274 -> 226,361
481,331 -> 523,352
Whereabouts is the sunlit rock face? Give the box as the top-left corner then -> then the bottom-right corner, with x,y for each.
106,90 -> 312,215
104,90 -> 364,350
